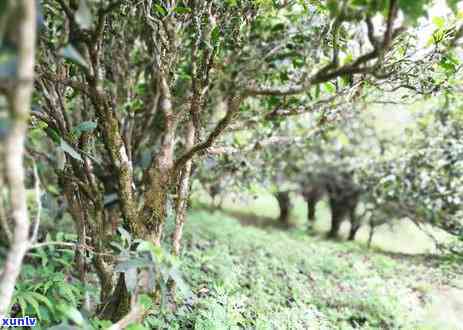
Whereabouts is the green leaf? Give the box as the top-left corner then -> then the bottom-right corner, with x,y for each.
45,127 -> 61,144
136,241 -> 163,260
22,293 -> 42,319
59,45 -> 88,68
174,6 -> 191,14
118,227 -> 132,245
16,296 -> 27,317
58,285 -> 78,304
57,305 -> 84,326
398,0 -> 427,22
211,26 -> 221,44
323,82 -> 336,93
326,0 -> 339,16
271,23 -> 285,33
60,139 -> 83,162
138,294 -> 154,309
75,0 -> 93,30
73,121 -> 97,133
314,84 -> 321,99
28,292 -> 54,311
154,4 -> 167,16
432,16 -> 445,28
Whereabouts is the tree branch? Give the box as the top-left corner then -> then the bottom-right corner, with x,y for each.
29,162 -> 42,244
55,0 -> 74,23
174,95 -> 242,173
246,2 -> 401,97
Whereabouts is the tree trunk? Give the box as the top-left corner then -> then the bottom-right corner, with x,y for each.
0,0 -> 36,317
172,121 -> 195,256
142,169 -> 170,245
275,191 -> 292,227
307,198 -> 317,223
327,210 -> 343,239
348,209 -> 360,241
302,184 -> 325,226
348,224 -> 360,241
367,226 -> 375,248
141,75 -> 176,245
99,274 -> 131,322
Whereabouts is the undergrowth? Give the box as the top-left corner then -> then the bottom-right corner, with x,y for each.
153,210 -> 460,330
8,210 -> 461,329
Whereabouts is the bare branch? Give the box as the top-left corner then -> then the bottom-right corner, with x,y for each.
174,95 -> 242,172
246,1 -> 401,97
94,1 -> 124,44
55,0 -> 74,23
265,93 -> 339,118
29,162 -> 42,243
172,121 -> 195,256
40,72 -> 90,96
30,241 -> 78,250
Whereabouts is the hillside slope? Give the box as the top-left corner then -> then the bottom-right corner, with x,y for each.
156,210 -> 462,330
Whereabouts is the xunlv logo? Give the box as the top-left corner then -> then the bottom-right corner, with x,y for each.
1,316 -> 37,327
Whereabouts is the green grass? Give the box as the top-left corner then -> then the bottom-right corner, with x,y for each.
193,189 -> 448,255
154,208 -> 462,330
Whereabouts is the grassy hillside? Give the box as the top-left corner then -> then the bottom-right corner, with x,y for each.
153,209 -> 462,330
194,190 -> 448,254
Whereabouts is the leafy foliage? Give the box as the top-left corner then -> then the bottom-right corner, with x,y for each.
164,210 -> 460,329
11,238 -> 85,329
359,104 -> 463,253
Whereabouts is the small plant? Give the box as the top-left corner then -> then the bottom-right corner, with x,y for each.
10,233 -> 84,328
112,227 -> 192,306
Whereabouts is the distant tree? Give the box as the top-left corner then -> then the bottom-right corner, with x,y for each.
359,103 -> 463,254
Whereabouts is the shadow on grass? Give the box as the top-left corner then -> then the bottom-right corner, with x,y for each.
194,203 -> 328,241
193,203 -> 454,267
195,203 -> 294,230
368,247 -> 461,267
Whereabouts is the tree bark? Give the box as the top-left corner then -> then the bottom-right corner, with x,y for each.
99,274 -> 131,322
172,121 -> 195,256
142,75 -> 176,245
0,0 -> 36,318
